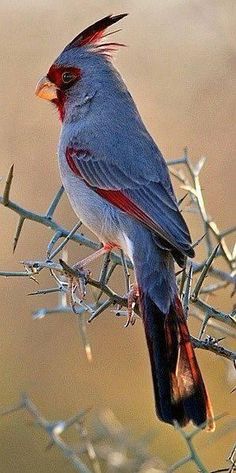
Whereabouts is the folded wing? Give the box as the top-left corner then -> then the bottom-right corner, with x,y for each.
66,146 -> 194,261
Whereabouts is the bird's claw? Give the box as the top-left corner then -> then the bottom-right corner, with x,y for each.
59,259 -> 91,312
125,285 -> 139,327
72,264 -> 91,307
115,284 -> 139,327
124,310 -> 136,327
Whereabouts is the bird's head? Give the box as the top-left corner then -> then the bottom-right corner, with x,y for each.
35,14 -> 127,121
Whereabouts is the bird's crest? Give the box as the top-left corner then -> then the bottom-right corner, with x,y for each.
63,14 -> 128,55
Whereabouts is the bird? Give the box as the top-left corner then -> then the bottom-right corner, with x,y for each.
35,14 -> 214,430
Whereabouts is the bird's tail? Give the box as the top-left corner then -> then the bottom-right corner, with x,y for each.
140,291 -> 214,430
133,238 -> 214,430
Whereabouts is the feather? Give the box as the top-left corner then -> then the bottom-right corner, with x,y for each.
65,146 -> 195,260
139,283 -> 215,429
63,14 -> 128,51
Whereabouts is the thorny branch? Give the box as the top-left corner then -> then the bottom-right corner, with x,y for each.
1,394 -> 168,473
0,394 -> 96,473
0,394 -> 230,473
168,415 -> 227,473
1,152 -> 236,472
210,442 -> 236,472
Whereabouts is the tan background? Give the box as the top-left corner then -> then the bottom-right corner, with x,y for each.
0,1 -> 235,472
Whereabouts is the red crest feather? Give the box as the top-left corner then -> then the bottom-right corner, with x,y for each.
63,14 -> 128,52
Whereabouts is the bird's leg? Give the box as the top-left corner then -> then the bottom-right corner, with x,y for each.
60,243 -> 118,312
72,243 -> 119,305
73,242 -> 118,272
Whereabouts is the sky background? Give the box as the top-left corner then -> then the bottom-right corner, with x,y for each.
0,1 -> 235,472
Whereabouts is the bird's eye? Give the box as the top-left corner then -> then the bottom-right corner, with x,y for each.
62,71 -> 76,84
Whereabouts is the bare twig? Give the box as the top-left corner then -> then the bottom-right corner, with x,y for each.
182,263 -> 193,318
192,336 -> 236,361
0,394 -> 93,473
191,244 -> 220,300
46,185 -> 64,218
3,164 -> 14,206
13,216 -> 25,253
48,220 -> 82,259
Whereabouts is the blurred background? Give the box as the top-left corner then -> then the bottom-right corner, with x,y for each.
0,1 -> 235,471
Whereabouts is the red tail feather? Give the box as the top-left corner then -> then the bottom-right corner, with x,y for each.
141,291 -> 215,430
170,297 -> 215,431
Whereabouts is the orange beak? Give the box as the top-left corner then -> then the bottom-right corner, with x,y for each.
35,76 -> 57,101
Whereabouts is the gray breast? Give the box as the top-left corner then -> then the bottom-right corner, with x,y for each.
57,149 -> 122,245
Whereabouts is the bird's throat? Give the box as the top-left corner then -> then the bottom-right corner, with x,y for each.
53,90 -> 66,122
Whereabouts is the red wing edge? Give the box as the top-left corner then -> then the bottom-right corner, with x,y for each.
66,146 -> 192,256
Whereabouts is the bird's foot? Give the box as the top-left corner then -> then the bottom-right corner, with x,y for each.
59,243 -> 118,313
125,284 -> 139,327
59,259 -> 91,312
72,264 -> 91,304
116,284 -> 139,327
